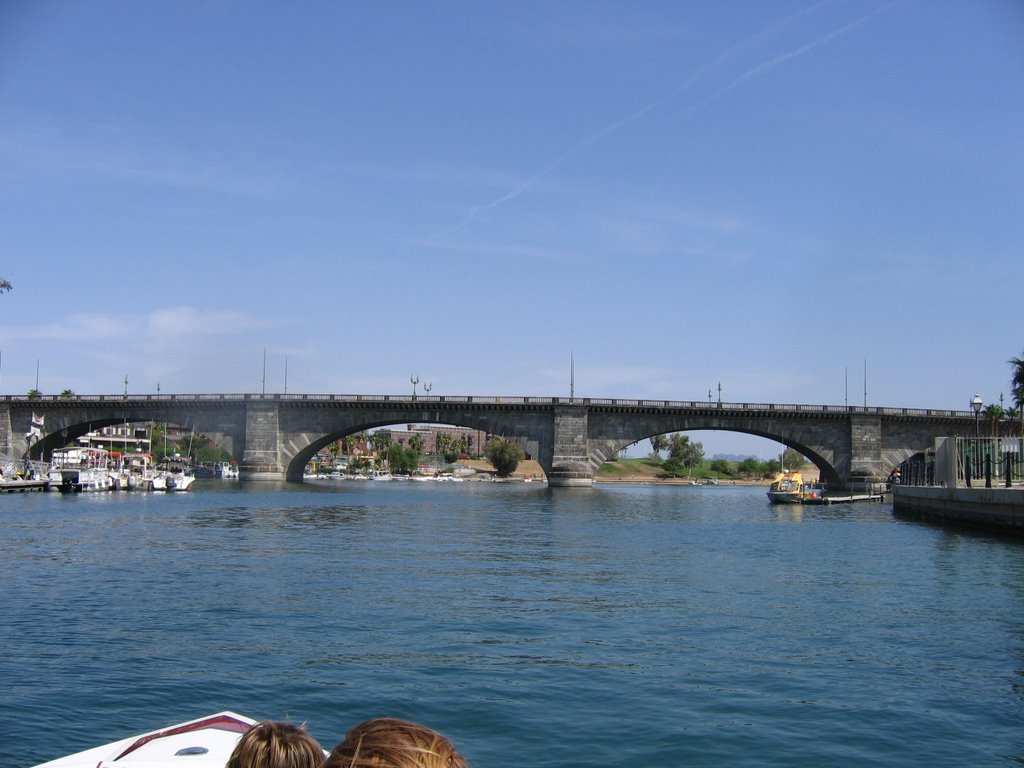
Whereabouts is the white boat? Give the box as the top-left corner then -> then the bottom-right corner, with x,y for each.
157,458 -> 196,491
114,453 -> 165,491
32,711 -> 257,768
214,461 -> 239,479
48,447 -> 114,492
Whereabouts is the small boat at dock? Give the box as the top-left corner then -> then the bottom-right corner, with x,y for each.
47,447 -> 114,492
766,470 -> 826,504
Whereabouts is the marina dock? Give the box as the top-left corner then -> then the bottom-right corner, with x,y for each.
0,478 -> 50,493
803,492 -> 886,505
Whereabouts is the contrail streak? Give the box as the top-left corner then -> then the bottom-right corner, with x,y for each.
430,1 -> 899,241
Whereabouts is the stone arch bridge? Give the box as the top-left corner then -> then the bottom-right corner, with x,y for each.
1,393 -> 978,488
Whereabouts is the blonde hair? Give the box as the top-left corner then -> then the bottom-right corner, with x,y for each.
322,718 -> 468,768
226,721 -> 324,768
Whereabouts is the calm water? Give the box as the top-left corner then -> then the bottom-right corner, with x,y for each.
2,481 -> 1023,767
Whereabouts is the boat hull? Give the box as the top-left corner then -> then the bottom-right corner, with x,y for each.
32,711 -> 256,768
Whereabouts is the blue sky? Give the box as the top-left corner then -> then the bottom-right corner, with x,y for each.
2,1 -> 1022,457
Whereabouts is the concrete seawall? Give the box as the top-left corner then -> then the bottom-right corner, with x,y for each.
892,485 -> 1024,534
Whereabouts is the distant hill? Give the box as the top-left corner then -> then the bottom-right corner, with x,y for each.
711,453 -> 760,462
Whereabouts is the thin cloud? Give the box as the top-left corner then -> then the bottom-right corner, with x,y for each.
17,307 -> 268,342
430,0 -> 899,239
147,307 -> 268,338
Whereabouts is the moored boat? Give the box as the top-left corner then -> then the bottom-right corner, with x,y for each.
31,711 -> 257,768
48,447 -> 114,492
766,470 -> 827,504
157,458 -> 196,491
214,461 -> 239,479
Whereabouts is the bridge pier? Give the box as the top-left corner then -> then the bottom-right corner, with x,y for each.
239,402 -> 285,480
546,405 -> 594,487
841,413 -> 886,488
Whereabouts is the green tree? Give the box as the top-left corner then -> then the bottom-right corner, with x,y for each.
982,403 -> 1005,437
663,433 -> 704,478
27,388 -> 42,399
436,433 -> 453,461
649,434 -> 669,459
345,432 -> 367,455
369,431 -> 392,465
737,457 -> 761,477
484,437 -> 525,477
386,443 -> 419,475
149,422 -> 169,459
782,448 -> 806,470
1007,408 -> 1021,437
709,459 -> 732,476
454,436 -> 469,457
409,433 -> 425,454
1010,352 -> 1024,435
59,389 -> 75,399
190,433 -> 232,463
0,279 -> 11,293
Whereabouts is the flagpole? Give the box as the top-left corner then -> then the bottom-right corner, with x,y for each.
570,352 -> 575,403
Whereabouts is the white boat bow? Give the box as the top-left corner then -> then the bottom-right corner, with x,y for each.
32,711 -> 257,768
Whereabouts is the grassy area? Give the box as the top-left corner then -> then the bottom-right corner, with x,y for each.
595,457 -> 666,480
596,457 -> 788,483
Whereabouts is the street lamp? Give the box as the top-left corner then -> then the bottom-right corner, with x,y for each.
410,375 -> 419,401
971,393 -> 983,438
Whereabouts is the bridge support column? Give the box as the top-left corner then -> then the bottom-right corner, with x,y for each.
239,402 -> 285,481
547,405 -> 593,487
843,413 -> 886,488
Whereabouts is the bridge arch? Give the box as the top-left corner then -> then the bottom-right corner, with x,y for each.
589,426 -> 843,485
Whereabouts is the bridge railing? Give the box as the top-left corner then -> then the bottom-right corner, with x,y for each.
0,392 -> 978,419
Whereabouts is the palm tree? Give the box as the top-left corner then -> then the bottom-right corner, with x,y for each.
982,404 -> 1005,437
1006,408 -> 1021,437
345,432 -> 367,456
1010,352 -> 1024,436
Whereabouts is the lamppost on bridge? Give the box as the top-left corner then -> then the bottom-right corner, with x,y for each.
411,375 -> 419,401
717,382 -> 722,405
971,393 -> 983,438
424,382 -> 432,400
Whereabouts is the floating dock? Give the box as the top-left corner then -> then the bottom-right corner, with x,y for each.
802,492 -> 885,505
0,478 -> 50,493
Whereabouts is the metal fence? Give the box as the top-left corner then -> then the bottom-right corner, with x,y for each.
957,437 -> 1024,488
896,457 -> 936,487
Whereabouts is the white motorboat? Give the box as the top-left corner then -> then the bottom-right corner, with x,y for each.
32,711 -> 257,768
48,447 -> 114,492
214,461 -> 239,479
157,458 -> 197,491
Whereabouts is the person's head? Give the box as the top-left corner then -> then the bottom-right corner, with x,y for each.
226,720 -> 324,768
322,718 -> 468,768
